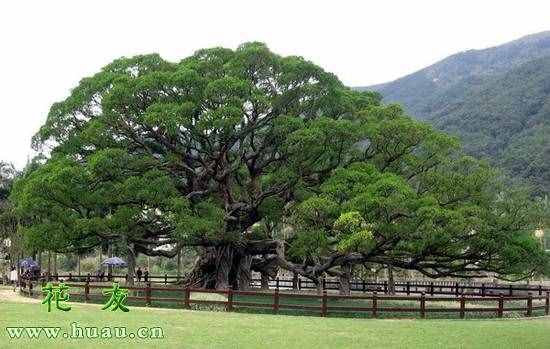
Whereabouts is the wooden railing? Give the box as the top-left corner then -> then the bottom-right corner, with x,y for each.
23,274 -> 550,297
251,277 -> 550,296
19,280 -> 550,319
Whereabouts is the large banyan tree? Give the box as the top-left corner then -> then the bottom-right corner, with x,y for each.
13,42 -> 548,290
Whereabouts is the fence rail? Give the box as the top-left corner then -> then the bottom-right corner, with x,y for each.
251,277 -> 550,297
19,280 -> 550,319
23,273 -> 550,297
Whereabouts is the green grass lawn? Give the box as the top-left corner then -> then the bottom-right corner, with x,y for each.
1,289 -> 550,349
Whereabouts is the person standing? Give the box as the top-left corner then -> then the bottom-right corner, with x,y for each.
136,267 -> 143,283
143,268 -> 149,283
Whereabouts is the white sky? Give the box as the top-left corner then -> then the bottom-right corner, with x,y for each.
1,0 -> 549,169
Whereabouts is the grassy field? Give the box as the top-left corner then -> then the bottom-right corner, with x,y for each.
2,287 -> 550,349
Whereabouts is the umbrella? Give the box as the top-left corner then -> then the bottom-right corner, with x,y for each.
101,257 -> 127,267
19,257 -> 39,269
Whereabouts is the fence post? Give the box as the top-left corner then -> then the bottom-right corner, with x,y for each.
430,282 -> 434,296
184,287 -> 190,309
455,282 -> 459,297
420,292 -> 426,319
362,279 -> 366,293
509,284 -> 513,296
372,292 -> 378,318
276,277 -> 280,291
321,290 -> 327,317
29,282 -> 33,297
164,274 -> 168,285
460,294 -> 465,319
527,293 -> 532,317
546,292 -> 549,316
227,289 -> 234,312
84,281 -> 90,303
273,288 -> 280,314
384,281 -> 388,294
322,277 -> 326,291
145,282 -> 151,306
406,281 -> 410,296
539,284 -> 543,296
87,273 -> 91,283
481,283 -> 486,297
498,294 -> 504,318
298,278 -> 302,291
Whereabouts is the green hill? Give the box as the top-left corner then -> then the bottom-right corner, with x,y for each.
362,32 -> 550,194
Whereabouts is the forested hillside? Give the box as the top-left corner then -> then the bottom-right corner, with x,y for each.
362,32 -> 550,194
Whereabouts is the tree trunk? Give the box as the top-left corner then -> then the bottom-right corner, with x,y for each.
387,264 -> 395,295
47,251 -> 51,275
98,248 -> 102,271
182,245 -> 277,290
183,245 -> 237,289
260,272 -> 269,290
126,243 -> 136,286
235,254 -> 252,290
53,253 -> 57,276
339,263 -> 351,295
292,272 -> 299,290
107,244 -> 113,276
17,252 -> 22,287
215,245 -> 234,290
315,276 -> 324,295
77,254 -> 81,276
176,248 -> 182,280
181,247 -> 218,288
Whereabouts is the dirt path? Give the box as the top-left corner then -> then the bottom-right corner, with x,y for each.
0,288 -> 40,304
0,286 -> 181,312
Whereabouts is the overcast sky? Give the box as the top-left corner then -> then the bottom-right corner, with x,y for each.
1,0 -> 550,168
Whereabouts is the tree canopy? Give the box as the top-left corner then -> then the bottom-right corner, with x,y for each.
12,42 -> 548,290
0,162 -> 19,262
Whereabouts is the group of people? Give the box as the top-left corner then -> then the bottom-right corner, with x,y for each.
136,267 -> 149,283
20,267 -> 41,281
94,270 -> 113,282
97,267 -> 150,283
12,265 -> 151,284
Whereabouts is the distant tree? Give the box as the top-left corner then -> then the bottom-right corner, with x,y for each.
11,152 -> 191,284
0,162 -> 16,202
0,162 -> 20,270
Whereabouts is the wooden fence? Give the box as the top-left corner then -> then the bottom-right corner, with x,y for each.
28,273 -> 550,297
254,277 -> 550,297
19,280 -> 550,319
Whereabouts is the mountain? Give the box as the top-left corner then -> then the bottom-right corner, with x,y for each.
361,31 -> 550,194
366,31 -> 550,119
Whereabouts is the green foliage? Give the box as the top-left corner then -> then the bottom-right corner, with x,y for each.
288,105 -> 548,279
11,41 -> 547,281
20,42 -> 377,258
364,32 -> 550,195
